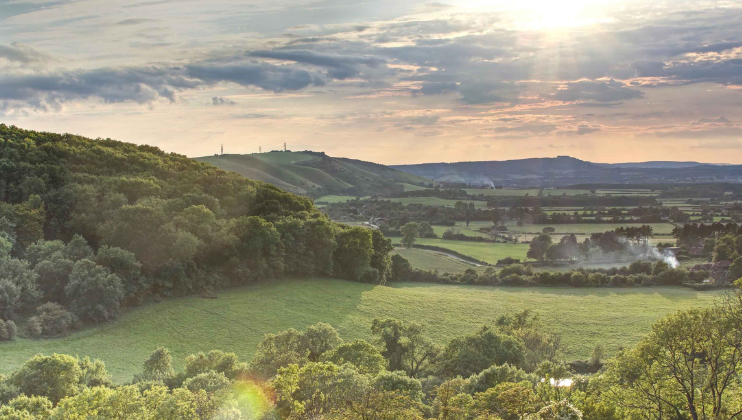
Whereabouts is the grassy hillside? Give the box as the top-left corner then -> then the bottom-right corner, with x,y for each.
196,152 -> 431,198
0,279 -> 721,382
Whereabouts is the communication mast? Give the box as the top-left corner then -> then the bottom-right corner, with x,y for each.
284,142 -> 287,152
259,146 -> 262,153
220,144 -> 223,155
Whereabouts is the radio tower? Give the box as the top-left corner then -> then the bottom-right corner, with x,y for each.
259,146 -> 262,153
284,142 -> 287,152
220,144 -> 223,155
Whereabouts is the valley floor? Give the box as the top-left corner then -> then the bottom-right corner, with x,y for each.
0,279 -> 723,382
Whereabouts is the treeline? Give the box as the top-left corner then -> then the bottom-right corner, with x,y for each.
390,255 -> 709,288
6,291 -> 742,419
1,312 -> 582,419
0,125 -> 394,332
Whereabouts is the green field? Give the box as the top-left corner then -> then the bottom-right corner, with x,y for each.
464,188 -> 541,196
398,183 -> 431,191
392,247 -> 486,273
505,223 -> 675,235
315,195 -> 371,203
0,280 -> 721,383
542,189 -> 591,196
385,197 -> 490,208
404,238 -> 530,263
431,225 -> 490,238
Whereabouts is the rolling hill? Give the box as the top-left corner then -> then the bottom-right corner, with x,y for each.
392,156 -> 742,186
196,151 -> 431,197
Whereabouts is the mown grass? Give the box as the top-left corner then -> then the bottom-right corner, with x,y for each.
0,280 -> 722,383
398,183 -> 431,191
403,238 -> 531,263
392,247 -> 486,273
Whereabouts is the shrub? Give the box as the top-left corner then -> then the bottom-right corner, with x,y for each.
25,317 -> 43,338
0,319 -> 17,341
27,303 -> 78,337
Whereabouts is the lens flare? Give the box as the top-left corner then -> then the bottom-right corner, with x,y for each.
218,380 -> 275,419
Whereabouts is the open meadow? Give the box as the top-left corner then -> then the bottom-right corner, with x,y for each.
0,279 -> 722,383
397,238 -> 531,263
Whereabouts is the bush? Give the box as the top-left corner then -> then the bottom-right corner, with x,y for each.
26,303 -> 79,337
496,257 -> 521,266
0,319 -> 17,341
25,317 -> 43,338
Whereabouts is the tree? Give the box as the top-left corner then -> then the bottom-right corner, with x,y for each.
473,382 -> 540,420
438,326 -> 525,378
527,234 -> 552,261
714,242 -> 735,262
542,227 -> 556,234
62,234 -> 93,261
303,322 -> 342,362
9,354 -> 82,403
390,254 -> 412,282
729,256 -> 742,281
64,259 -> 124,323
604,306 -> 742,419
525,400 -> 582,420
590,343 -> 604,366
333,227 -> 374,281
184,350 -> 248,380
401,223 -> 421,248
321,340 -> 387,376
371,318 -> 438,377
140,347 -> 175,383
273,362 -> 366,419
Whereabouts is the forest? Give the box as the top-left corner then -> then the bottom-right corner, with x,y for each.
0,124 -> 393,335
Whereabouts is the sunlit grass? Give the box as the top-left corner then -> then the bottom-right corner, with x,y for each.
0,279 -> 721,383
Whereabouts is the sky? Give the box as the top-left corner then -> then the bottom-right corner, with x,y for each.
2,0 -> 742,164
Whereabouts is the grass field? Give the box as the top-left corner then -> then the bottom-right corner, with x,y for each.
399,183 -> 431,191
542,189 -> 591,196
402,238 -> 531,263
392,247 -> 486,273
464,189 -> 541,197
431,225 -> 490,238
505,223 -> 675,235
385,197 -> 489,208
0,280 -> 721,383
315,195 -> 371,203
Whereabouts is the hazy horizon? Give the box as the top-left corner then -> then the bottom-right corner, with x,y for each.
3,0 -> 742,164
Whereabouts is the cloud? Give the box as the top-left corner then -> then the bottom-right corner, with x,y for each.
211,96 -> 236,106
491,124 -> 557,134
115,18 -> 158,25
408,115 -> 439,125
0,43 -> 53,65
249,50 -> 387,80
0,60 -> 327,112
554,80 -> 643,103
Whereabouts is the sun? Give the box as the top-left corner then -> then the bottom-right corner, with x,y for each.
452,0 -> 624,30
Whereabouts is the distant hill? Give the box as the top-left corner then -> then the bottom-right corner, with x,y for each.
392,156 -> 742,186
597,161 -> 726,169
196,151 -> 431,197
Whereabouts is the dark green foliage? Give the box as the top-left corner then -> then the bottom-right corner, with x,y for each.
25,303 -> 78,337
0,319 -> 16,341
437,326 -> 525,378
64,259 -> 124,323
0,125 -> 393,328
